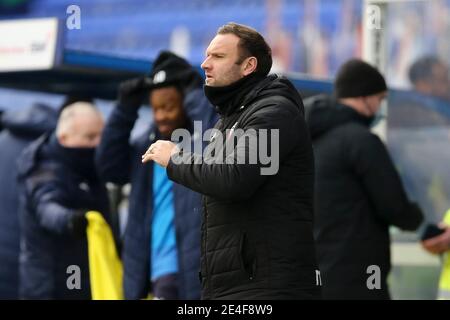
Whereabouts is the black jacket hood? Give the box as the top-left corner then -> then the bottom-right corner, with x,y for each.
243,74 -> 303,111
304,94 -> 372,140
207,74 -> 304,117
250,74 -> 305,114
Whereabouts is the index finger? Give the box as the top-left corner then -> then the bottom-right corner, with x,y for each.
142,153 -> 154,163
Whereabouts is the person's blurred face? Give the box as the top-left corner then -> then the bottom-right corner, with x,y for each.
150,86 -> 186,138
363,91 -> 387,116
59,112 -> 104,148
430,63 -> 450,100
201,33 -> 248,87
415,62 -> 450,101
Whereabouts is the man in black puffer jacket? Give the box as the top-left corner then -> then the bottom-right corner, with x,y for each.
142,22 -> 321,300
305,59 -> 423,300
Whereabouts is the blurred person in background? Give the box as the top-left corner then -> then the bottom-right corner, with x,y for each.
421,209 -> 450,300
305,59 -> 423,299
387,57 -> 450,221
96,51 -> 217,300
17,101 -> 109,299
0,104 -> 57,299
409,56 -> 450,102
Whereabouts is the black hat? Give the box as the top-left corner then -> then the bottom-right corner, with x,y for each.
146,51 -> 203,94
334,59 -> 387,98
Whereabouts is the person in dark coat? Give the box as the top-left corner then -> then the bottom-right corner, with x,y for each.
305,59 -> 424,300
17,102 -> 109,299
142,23 -> 321,300
96,51 -> 218,300
0,104 -> 58,299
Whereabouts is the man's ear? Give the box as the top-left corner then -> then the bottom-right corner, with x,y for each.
242,57 -> 257,76
57,133 -> 67,146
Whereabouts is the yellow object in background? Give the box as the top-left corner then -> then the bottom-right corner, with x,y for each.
86,211 -> 123,300
437,209 -> 450,300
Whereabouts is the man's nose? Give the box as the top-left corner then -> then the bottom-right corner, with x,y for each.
154,110 -> 166,122
201,57 -> 210,70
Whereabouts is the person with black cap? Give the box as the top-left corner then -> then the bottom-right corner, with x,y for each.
96,51 -> 217,300
305,59 -> 424,299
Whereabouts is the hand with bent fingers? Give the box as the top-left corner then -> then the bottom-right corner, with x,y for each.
142,140 -> 178,167
421,223 -> 450,254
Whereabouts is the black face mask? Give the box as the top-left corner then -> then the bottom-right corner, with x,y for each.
203,72 -> 265,116
368,111 -> 385,128
362,97 -> 386,128
49,134 -> 97,179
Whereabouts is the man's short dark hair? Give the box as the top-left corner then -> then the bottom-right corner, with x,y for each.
408,56 -> 443,84
217,22 -> 272,76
